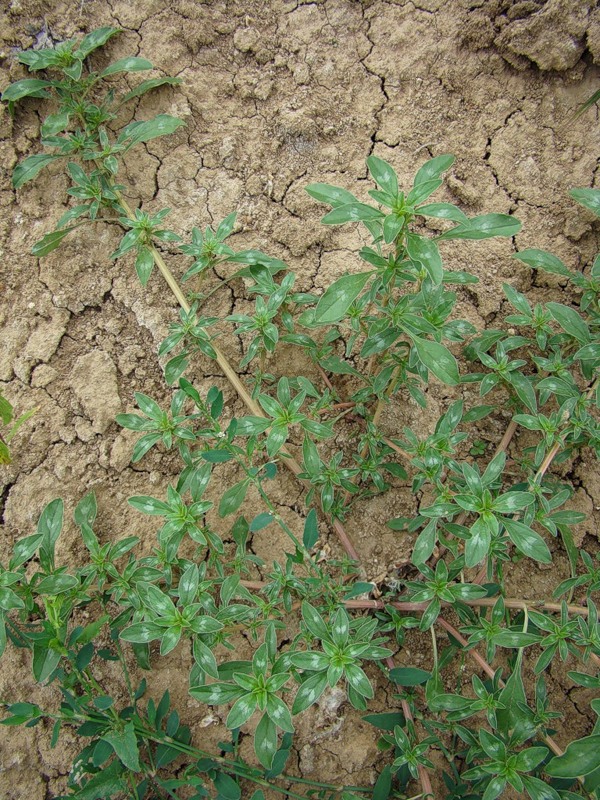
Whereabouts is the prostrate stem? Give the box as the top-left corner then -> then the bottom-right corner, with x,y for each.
115,195 -> 362,562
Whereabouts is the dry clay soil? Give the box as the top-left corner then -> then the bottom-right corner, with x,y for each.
1,0 -> 600,797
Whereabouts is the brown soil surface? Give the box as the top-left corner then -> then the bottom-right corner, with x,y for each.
1,0 -> 599,798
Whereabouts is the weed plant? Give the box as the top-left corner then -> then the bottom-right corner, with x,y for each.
1,27 -> 600,800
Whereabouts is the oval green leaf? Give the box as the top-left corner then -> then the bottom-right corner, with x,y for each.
411,336 -> 460,385
314,271 -> 373,324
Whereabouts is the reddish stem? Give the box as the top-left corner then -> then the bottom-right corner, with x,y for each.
435,616 -> 567,758
385,657 -> 434,799
343,597 -> 591,617
317,365 -> 335,392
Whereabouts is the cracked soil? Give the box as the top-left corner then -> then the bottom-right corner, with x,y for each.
0,0 -> 599,797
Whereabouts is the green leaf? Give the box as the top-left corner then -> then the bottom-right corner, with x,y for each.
466,516 -> 491,567
122,76 -> 182,102
193,638 -> 219,679
102,57 -> 153,76
343,581 -> 375,599
0,587 -> 24,611
493,491 -> 534,513
38,498 -> 64,570
132,433 -> 161,462
40,110 -> 71,137
255,713 -> 278,769
219,481 -> 248,517
305,183 -> 358,207
574,343 -> 600,363
414,154 -> 455,186
32,642 -> 61,683
318,355 -> 361,377
13,154 -> 61,189
513,249 -> 571,277
363,712 -> 405,731
366,155 -> 398,196
372,765 -> 392,800
249,513 -> 273,531
439,213 -> 521,240
292,671 -> 328,714
570,188 -> 600,218
234,416 -> 271,436
314,271 -> 373,324
382,213 -> 403,243
0,394 -> 12,425
36,574 -> 79,595
226,693 -> 257,730
389,667 -> 431,686
63,60 -> 83,81
521,775 -> 560,800
416,202 -> 468,223
201,449 -> 233,463
10,533 -> 43,569
266,693 -> 295,731
406,233 -> 443,285
321,203 -> 384,225
190,681 -> 243,704
546,302 -> 590,344
303,508 -> 319,549
121,114 -> 185,147
18,49 -> 62,71
0,441 -> 10,464
32,227 -> 78,257
1,78 -> 52,103
56,204 -> 90,229
406,178 -> 442,206
509,372 -> 537,414
164,353 -> 188,386
545,734 -> 600,778
128,495 -> 171,516
76,26 -> 121,59
137,581 -> 177,617
412,520 -> 437,565
102,721 -> 141,772
70,760 -> 125,800
492,631 -> 541,648
135,247 -> 155,286
502,518 -> 551,563
301,601 -> 329,641
214,773 -> 241,800
411,336 -> 460,385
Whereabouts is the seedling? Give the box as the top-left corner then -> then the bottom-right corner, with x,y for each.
0,391 -> 36,464
1,27 -> 599,800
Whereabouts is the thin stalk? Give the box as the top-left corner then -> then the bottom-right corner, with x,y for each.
344,596 -> 592,616
112,194 -> 361,563
435,616 -> 567,761
532,377 -> 599,484
134,719 -> 370,798
341,364 -> 401,505
385,653 -> 434,799
384,655 -> 434,799
238,582 -> 594,618
318,364 -> 335,392
317,402 -> 357,415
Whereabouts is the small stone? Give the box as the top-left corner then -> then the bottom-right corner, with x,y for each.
73,417 -> 96,443
110,432 -> 135,472
233,27 -> 260,53
31,365 -> 58,388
